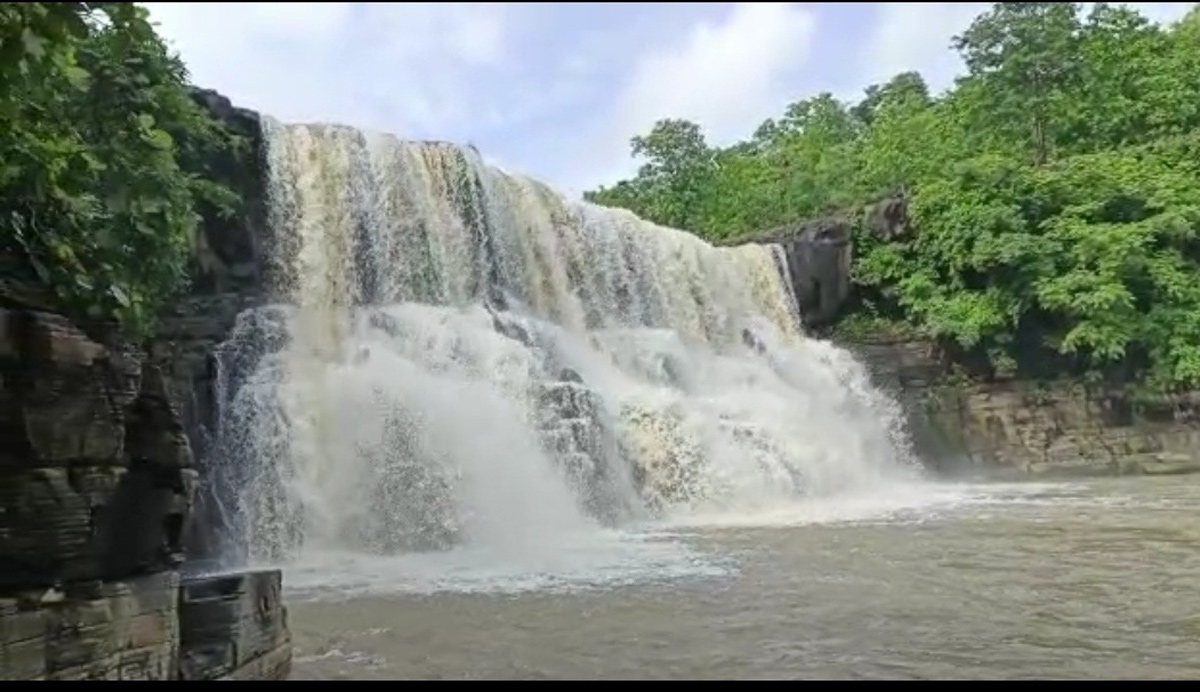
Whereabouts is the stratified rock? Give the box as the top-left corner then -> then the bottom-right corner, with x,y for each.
0,571 -> 180,681
177,570 -> 290,681
0,299 -> 195,590
841,333 -> 1200,477
0,309 -> 136,467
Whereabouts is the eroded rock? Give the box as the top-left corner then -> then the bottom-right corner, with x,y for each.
178,569 -> 290,681
864,193 -> 910,241
0,571 -> 180,680
727,217 -> 853,327
0,292 -> 196,590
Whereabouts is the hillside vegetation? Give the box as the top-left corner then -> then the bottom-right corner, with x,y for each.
587,3 -> 1200,395
0,3 -> 239,335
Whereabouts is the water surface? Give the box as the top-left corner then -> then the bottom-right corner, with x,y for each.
288,475 -> 1200,679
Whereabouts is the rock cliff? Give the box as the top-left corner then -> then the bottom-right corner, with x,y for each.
844,333 -> 1200,479
734,192 -> 1200,479
0,87 -> 289,681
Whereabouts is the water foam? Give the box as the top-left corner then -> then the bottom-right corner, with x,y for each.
199,119 -> 932,592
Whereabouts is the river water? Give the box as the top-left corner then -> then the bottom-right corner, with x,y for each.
206,120 -> 1200,680
285,475 -> 1200,680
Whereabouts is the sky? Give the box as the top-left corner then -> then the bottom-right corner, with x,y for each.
143,2 -> 1197,198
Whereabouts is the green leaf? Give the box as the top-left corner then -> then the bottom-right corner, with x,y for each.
64,64 -> 89,88
108,284 -> 131,308
21,27 -> 47,59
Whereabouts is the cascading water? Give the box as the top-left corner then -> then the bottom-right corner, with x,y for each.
203,118 -> 923,587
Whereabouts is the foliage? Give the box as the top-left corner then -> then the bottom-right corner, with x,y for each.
0,3 -> 240,335
586,2 -> 1200,393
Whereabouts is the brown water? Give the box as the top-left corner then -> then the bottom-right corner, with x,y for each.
287,476 -> 1200,680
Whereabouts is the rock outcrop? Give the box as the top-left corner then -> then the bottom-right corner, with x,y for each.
863,193 -> 910,242
845,333 -> 1200,478
731,217 -> 853,327
0,86 -> 290,681
725,193 -> 909,327
0,287 -> 194,591
156,88 -> 269,565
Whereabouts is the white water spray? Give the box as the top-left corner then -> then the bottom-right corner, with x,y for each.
207,119 -> 922,581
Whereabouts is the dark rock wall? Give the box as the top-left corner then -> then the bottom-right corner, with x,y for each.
157,88 -> 270,565
0,88 -> 288,681
723,193 -> 907,328
725,216 -> 853,328
845,334 -> 1200,478
0,277 -> 290,680
0,294 -> 193,591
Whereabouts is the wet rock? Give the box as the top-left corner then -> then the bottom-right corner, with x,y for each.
0,300 -> 196,590
728,217 -> 853,328
533,379 -> 638,525
0,571 -> 180,680
177,569 -> 290,681
489,309 -> 534,347
741,328 -> 766,356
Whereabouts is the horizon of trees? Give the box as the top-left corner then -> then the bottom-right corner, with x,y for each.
586,3 -> 1200,395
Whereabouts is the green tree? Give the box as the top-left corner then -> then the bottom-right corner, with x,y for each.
586,2 -> 1200,392
851,71 -> 932,127
1,3 -> 240,335
953,2 -> 1083,164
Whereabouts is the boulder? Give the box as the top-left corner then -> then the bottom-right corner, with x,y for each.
177,570 -> 290,681
754,217 -> 853,327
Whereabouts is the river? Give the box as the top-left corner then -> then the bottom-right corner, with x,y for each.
284,475 -> 1200,679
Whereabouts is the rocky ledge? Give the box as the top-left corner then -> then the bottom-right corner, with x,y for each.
0,276 -> 290,680
846,333 -> 1200,479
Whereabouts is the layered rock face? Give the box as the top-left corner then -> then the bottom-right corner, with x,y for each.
0,87 -> 289,681
847,334 -> 1200,478
0,278 -> 291,680
0,289 -> 194,591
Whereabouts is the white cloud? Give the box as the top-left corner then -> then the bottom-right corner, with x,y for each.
860,3 -> 987,94
615,3 -> 817,145
860,2 -> 1197,96
569,3 -> 818,194
144,2 -> 515,136
139,2 -> 1200,198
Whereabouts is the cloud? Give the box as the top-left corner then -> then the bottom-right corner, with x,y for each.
145,2 -> 516,135
859,2 -> 1196,95
859,3 -> 988,94
615,3 -> 817,145
564,3 -> 818,195
142,2 -> 1198,199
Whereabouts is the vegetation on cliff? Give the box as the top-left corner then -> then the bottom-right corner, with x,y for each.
0,3 -> 240,335
587,3 -> 1200,394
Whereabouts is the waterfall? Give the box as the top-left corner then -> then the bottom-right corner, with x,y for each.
206,118 -> 921,570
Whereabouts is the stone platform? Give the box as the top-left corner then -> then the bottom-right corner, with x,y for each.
0,569 -> 289,681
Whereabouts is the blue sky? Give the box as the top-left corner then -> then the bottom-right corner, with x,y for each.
143,2 -> 1196,197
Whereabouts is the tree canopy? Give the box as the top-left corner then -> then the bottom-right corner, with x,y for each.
1,3 -> 240,335
586,2 -> 1200,395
